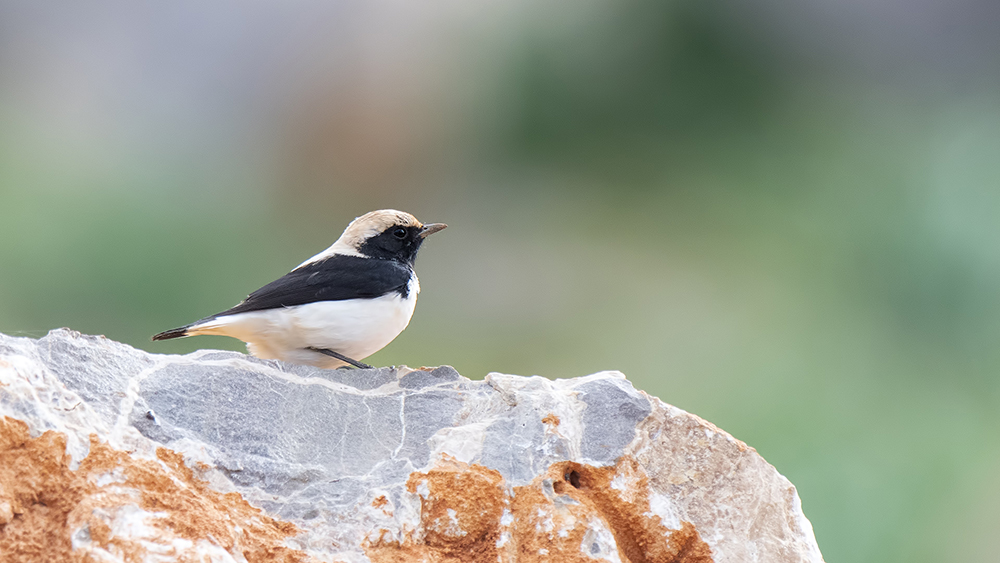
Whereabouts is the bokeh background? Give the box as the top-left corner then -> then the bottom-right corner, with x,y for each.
2,1 -> 999,561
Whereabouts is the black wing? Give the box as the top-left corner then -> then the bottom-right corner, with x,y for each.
153,255 -> 413,341
215,255 -> 412,317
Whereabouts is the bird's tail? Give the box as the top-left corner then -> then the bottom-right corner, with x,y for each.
152,315 -> 234,342
151,326 -> 190,341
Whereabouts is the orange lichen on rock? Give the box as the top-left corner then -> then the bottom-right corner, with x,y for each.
541,413 -> 560,427
540,458 -> 713,563
507,481 -> 597,563
367,456 -> 507,563
366,455 -> 712,563
0,416 -> 310,563
0,417 -> 85,562
372,495 -> 393,517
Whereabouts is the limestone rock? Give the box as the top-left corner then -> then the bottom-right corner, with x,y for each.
0,329 -> 824,562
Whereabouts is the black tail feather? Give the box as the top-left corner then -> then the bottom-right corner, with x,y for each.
152,327 -> 189,341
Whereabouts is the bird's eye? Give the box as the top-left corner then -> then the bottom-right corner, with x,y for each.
392,227 -> 407,239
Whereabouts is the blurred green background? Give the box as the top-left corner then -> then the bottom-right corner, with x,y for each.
2,1 -> 998,560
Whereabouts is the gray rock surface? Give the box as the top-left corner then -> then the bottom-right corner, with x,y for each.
0,329 -> 824,563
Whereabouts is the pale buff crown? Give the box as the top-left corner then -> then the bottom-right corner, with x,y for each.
337,209 -> 423,249
295,209 -> 424,268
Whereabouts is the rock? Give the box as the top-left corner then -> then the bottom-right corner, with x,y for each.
0,329 -> 824,563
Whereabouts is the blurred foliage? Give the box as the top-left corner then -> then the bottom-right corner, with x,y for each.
508,2 -> 777,167
1,1 -> 999,561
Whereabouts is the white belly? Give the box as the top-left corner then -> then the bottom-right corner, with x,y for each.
193,277 -> 419,368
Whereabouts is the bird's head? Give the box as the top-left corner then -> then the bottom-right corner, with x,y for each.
333,209 -> 446,266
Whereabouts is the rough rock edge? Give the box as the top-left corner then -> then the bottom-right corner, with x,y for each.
0,329 -> 825,563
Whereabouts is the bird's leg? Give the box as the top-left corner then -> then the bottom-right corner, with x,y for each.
307,347 -> 374,369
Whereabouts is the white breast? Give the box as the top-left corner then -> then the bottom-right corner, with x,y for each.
195,275 -> 420,368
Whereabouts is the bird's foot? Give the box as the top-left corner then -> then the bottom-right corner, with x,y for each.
307,347 -> 374,369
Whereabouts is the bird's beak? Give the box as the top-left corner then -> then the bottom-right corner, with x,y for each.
418,223 -> 447,238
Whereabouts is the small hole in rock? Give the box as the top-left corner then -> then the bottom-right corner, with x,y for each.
566,470 -> 581,488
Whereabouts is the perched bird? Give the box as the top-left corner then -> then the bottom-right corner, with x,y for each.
152,209 -> 446,369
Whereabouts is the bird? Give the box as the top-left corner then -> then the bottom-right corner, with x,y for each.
152,209 -> 446,369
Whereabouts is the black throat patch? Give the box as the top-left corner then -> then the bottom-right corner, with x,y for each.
357,225 -> 425,266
